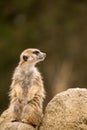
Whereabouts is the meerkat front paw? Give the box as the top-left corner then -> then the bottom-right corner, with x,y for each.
9,101 -> 22,122
27,99 -> 32,104
21,118 -> 28,124
21,104 -> 30,124
22,119 -> 37,128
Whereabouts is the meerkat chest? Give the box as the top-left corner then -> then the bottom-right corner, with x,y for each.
19,73 -> 35,96
15,80 -> 33,101
21,74 -> 34,88
14,68 -> 39,97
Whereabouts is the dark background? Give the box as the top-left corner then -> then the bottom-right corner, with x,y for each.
0,0 -> 87,114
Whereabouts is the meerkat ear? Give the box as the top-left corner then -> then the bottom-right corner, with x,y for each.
23,55 -> 28,61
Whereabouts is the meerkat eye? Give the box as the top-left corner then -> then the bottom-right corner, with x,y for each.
33,51 -> 40,55
23,55 -> 28,61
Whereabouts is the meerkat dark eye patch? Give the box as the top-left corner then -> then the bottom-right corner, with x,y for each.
33,51 -> 40,55
23,55 -> 28,61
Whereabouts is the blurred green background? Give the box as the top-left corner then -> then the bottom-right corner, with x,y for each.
0,0 -> 87,114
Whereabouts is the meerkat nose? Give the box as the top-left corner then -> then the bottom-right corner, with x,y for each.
43,53 -> 46,58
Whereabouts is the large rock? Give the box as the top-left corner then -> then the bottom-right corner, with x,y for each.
0,109 -> 35,130
40,88 -> 87,130
1,88 -> 87,130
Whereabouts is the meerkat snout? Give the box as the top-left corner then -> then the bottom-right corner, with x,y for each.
32,50 -> 46,59
43,53 -> 46,58
38,52 -> 46,60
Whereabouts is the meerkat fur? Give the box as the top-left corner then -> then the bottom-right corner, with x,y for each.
9,48 -> 46,127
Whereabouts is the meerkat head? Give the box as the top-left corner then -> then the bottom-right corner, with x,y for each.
19,48 -> 46,66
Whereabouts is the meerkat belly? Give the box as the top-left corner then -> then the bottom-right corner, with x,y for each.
14,83 -> 30,103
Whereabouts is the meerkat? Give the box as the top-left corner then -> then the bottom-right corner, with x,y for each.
9,48 -> 46,127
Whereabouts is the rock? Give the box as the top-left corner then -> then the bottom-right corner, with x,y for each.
0,122 -> 35,130
40,88 -> 87,130
0,109 -> 35,130
1,88 -> 87,130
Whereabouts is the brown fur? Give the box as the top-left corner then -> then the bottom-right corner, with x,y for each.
9,48 -> 46,127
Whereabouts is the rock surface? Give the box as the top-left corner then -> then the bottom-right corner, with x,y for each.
0,109 -> 35,130
1,88 -> 87,130
40,88 -> 87,130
